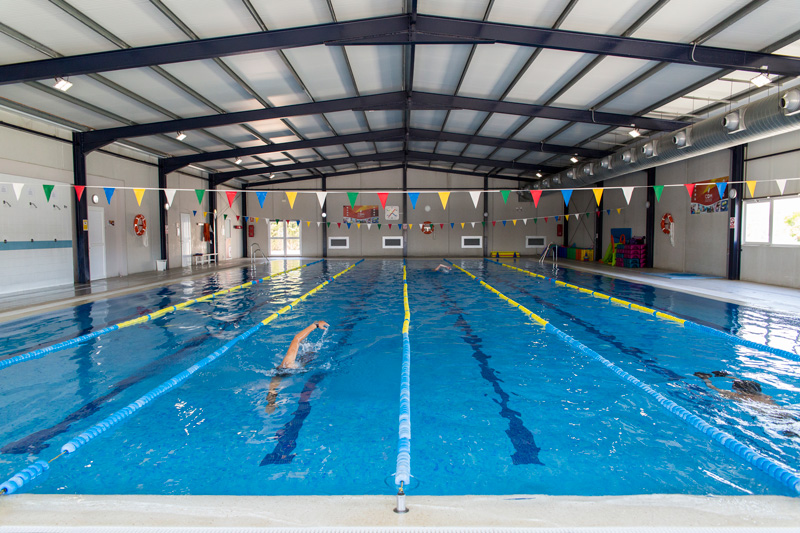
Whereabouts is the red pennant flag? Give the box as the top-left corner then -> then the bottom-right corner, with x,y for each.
685,183 -> 695,198
285,220 -> 290,224
544,217 -> 548,223
492,221 -> 496,226
74,185 -> 85,201
440,223 -> 444,229
337,222 -> 341,228
596,211 -> 600,216
388,224 -> 392,229
236,216 -> 240,221
530,190 -> 542,208
377,192 -> 389,209
225,190 -> 237,207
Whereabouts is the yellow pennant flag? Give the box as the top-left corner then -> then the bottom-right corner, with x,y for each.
203,212 -> 208,217
461,222 -> 465,229
438,191 -> 450,209
409,224 -> 413,229
565,215 -> 570,221
133,188 -> 145,206
592,188 -> 603,206
746,180 -> 757,197
286,191 -> 297,209
307,221 -> 310,227
617,208 -> 621,214
357,223 -> 361,229
255,217 -> 259,223
512,219 -> 517,226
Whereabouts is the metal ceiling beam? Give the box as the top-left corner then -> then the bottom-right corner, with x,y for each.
213,150 -> 554,185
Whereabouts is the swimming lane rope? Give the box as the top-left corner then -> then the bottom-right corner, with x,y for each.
394,262 -> 412,487
488,259 -> 800,364
446,260 -> 800,495
0,259 -> 362,496
0,260 -> 324,371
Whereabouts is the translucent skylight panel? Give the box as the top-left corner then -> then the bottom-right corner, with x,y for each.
436,142 -> 467,155
314,145 -> 350,159
517,151 -> 554,164
100,68 -> 213,118
413,45 -> 472,94
329,0 -> 402,20
504,49 -> 594,105
418,0 -> 490,20
345,45 -> 403,94
477,113 -> 528,138
282,115 -> 333,139
512,118 -> 570,141
157,0 -> 261,38
0,32 -> 49,66
443,110 -> 490,134
545,123 -> 609,145
457,45 -> 533,99
127,136 -> 194,156
703,1 -> 800,50
0,84 -> 122,129
159,60 -> 264,113
285,148 -> 325,161
250,0 -> 333,30
551,56 -> 656,109
491,148 -> 526,161
365,110 -> 404,130
409,141 -> 436,152
68,0 -> 189,47
323,110 -> 368,134
410,110 -> 447,130
282,46 -> 355,100
233,119 -> 295,139
224,52 -> 311,108
343,141 -> 375,156
374,141 -> 403,153
631,0 -> 752,42
461,144 -> 495,159
487,0 -> 573,27
559,0 -> 655,35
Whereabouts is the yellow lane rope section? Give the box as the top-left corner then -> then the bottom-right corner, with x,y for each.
402,265 -> 410,334
494,261 -> 686,326
449,263 -> 549,327
116,261 -> 318,328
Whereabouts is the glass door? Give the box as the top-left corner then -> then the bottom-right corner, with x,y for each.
269,220 -> 301,256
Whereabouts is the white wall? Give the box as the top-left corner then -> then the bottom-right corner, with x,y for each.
165,172 -> 211,268
600,172 -> 648,258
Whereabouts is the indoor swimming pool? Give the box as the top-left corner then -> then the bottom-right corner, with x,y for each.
0,259 -> 798,497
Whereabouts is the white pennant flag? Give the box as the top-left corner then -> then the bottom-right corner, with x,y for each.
367,223 -> 372,230
469,191 -> 481,208
12,183 -> 24,200
315,191 -> 327,208
776,179 -> 787,194
164,189 -> 177,208
621,186 -> 634,205
523,218 -> 528,225
265,218 -> 270,227
317,221 -> 321,227
575,213 -> 580,221
471,222 -> 476,228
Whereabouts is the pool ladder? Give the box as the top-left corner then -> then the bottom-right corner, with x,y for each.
250,243 -> 268,264
539,242 -> 558,274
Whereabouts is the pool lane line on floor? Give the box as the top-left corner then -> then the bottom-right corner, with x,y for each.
445,260 -> 800,496
395,262 -> 412,487
0,260 -> 362,496
488,259 -> 800,364
0,260 -> 325,371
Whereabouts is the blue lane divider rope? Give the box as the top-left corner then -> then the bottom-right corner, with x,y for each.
486,258 -> 800,363
448,259 -> 800,496
0,260 -> 325,371
0,259 -> 360,496
395,261 -> 412,487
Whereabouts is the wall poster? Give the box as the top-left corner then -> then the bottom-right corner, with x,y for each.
691,176 -> 729,214
343,205 -> 379,224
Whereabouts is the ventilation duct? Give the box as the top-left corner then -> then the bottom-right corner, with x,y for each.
533,89 -> 800,190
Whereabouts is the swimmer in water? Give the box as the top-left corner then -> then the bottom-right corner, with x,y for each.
435,264 -> 451,272
693,371 -> 775,405
266,320 -> 329,413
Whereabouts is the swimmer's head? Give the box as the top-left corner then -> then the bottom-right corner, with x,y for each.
732,380 -> 762,394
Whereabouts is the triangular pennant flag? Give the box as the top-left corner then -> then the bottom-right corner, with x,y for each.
653,185 -> 664,202
471,222 -> 476,228
544,217 -> 548,223
450,222 -> 454,228
256,191 -> 268,208
357,223 -> 361,229
225,190 -> 237,207
43,184 -> 54,202
367,223 -> 372,230
327,222 -> 331,228
746,181 -> 757,198
482,221 -> 486,227
530,190 -> 542,208
347,192 -> 358,208
776,179 -> 787,194
592,188 -> 603,206
317,221 -> 320,226
523,219 -> 528,225
193,210 -> 197,217
104,187 -> 115,204
315,191 -> 327,208
492,221 -> 496,226
286,191 -> 297,209
388,224 -> 392,229
307,221 -> 311,227
565,215 -> 569,221
195,189 -> 205,205
408,192 -> 419,209
409,224 -> 413,229
617,208 -> 621,214
500,190 -> 510,204
74,185 -> 85,201
236,216 -> 240,221
469,191 -> 481,208
164,188 -> 176,208
337,222 -> 341,228
438,191 -> 450,209
621,186 -> 634,205
244,216 -> 249,222
440,223 -> 444,229
255,217 -> 259,223
534,218 -> 538,224
502,220 -> 506,226
461,222 -> 465,228
684,183 -> 695,198
12,183 -> 24,200
606,209 -> 611,215
400,224 -> 405,231
223,214 -> 228,220
555,216 -> 560,221
561,190 -> 572,206
575,213 -> 580,221
377,192 -> 388,209
377,224 -> 381,229
595,211 -> 600,217
716,182 -> 727,199
347,222 -> 351,229
133,188 -> 145,206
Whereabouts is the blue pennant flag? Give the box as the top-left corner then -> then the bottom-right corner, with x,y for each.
450,222 -> 454,228
192,210 -> 197,217
606,209 -> 611,215
103,187 -> 115,204
502,220 -> 507,226
555,215 -> 560,221
243,216 -> 249,222
561,190 -> 572,206
716,182 -> 728,198
256,191 -> 268,208
408,192 -> 419,209
347,222 -> 351,229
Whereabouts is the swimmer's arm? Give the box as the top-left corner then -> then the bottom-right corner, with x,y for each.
278,321 -> 327,368
700,378 -> 739,400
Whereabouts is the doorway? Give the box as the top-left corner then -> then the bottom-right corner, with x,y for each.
88,206 -> 107,280
180,213 -> 192,267
269,220 -> 301,256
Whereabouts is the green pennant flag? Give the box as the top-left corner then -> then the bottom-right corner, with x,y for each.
195,189 -> 205,205
43,184 -> 54,202
533,218 -> 538,224
223,214 -> 227,220
326,222 -> 331,228
347,192 -> 358,208
501,190 -> 510,204
653,185 -> 665,202
481,221 -> 486,227
377,223 -> 382,229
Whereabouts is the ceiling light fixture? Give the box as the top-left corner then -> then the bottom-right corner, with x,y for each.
235,158 -> 243,165
536,172 -> 543,178
269,174 -> 275,179
54,77 -> 73,91
628,129 -> 641,138
750,73 -> 771,87
569,156 -> 578,164
176,131 -> 187,141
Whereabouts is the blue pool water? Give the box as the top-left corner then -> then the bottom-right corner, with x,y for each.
0,259 -> 798,497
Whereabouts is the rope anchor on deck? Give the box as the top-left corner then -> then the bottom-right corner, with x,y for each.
394,481 -> 409,514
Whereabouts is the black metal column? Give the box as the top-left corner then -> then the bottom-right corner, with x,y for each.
482,175 -> 488,257
728,145 -> 745,280
645,168 -> 656,268
595,181 -> 604,261
241,186 -> 248,257
72,132 -> 90,284
402,164 -> 408,258
321,176 -> 327,258
157,160 -> 168,263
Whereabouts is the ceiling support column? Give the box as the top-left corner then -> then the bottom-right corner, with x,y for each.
728,145 -> 745,280
72,132 -> 90,284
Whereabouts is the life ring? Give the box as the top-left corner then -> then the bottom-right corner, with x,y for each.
133,214 -> 147,236
421,221 -> 434,235
661,213 -> 674,234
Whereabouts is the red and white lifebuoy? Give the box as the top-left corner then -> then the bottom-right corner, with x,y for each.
661,213 -> 674,234
421,221 -> 434,234
133,214 -> 147,236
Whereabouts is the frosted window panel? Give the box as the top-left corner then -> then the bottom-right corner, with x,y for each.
743,201 -> 770,243
772,197 -> 800,246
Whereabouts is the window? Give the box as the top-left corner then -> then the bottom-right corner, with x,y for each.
743,197 -> 800,246
269,220 -> 301,256
329,237 -> 349,249
461,236 -> 482,248
383,236 -> 403,249
525,236 -> 546,248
